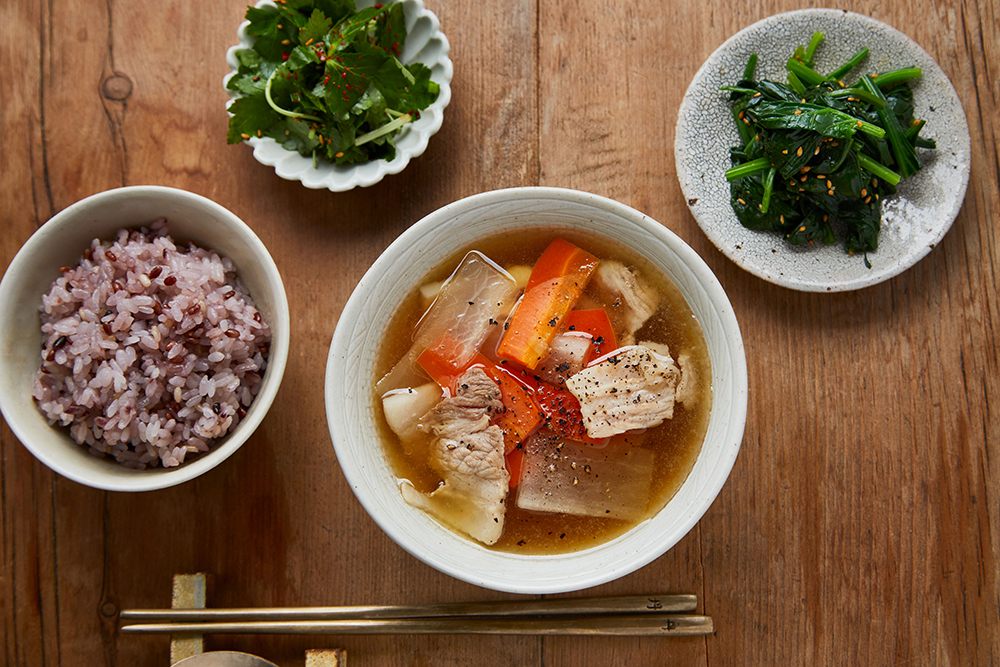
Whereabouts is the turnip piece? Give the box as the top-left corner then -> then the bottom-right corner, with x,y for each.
376,252 -> 518,395
413,251 -> 518,371
516,434 -> 654,521
382,383 -> 445,443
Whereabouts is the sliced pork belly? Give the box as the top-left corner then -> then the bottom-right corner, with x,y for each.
590,260 -> 660,345
639,340 -> 698,408
400,368 -> 510,545
565,345 -> 681,439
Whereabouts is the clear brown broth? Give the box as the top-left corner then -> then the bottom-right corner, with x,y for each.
373,229 -> 712,554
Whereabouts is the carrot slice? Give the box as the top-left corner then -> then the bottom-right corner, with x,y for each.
505,447 -> 525,488
478,360 -> 544,454
498,240 -> 599,370
416,333 -> 471,393
564,309 -> 618,362
525,238 -> 600,291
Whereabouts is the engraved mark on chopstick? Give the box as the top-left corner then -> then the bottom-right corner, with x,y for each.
646,598 -> 663,611
662,619 -> 677,630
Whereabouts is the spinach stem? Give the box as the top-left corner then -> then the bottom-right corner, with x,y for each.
903,118 -> 926,141
733,107 -> 754,146
761,166 -> 777,213
857,120 -> 887,139
721,85 -> 762,96
858,75 -> 920,177
786,71 -> 808,98
869,67 -> 923,87
857,153 -> 901,186
786,58 -> 826,87
725,157 -> 771,182
827,87 -> 886,109
826,47 -> 869,81
804,32 -> 824,63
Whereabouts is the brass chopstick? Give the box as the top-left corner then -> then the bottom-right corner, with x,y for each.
120,614 -> 713,637
120,594 -> 697,622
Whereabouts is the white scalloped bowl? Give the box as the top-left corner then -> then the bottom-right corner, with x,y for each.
0,186 -> 290,491
325,187 -> 748,593
225,0 -> 452,192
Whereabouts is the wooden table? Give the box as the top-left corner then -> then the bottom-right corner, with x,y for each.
2,0 -> 997,665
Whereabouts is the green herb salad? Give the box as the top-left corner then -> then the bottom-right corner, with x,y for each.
723,32 -> 935,265
227,0 -> 440,165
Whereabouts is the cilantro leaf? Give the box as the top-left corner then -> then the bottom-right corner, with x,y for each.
273,117 -> 321,153
375,3 -> 407,55
227,95 -> 281,144
393,63 -> 439,112
227,0 -> 440,165
244,6 -> 290,61
301,9 -> 332,45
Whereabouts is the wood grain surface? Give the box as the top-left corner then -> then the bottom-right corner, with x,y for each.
2,0 -> 997,665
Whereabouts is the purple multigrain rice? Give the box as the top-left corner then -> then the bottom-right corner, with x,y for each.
32,220 -> 271,469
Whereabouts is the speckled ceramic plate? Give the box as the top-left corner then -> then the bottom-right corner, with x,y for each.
674,9 -> 970,292
225,0 -> 452,192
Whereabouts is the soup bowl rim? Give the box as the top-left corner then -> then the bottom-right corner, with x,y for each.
325,186 -> 747,593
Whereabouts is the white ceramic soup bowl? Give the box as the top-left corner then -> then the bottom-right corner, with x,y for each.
0,186 -> 290,492
325,187 -> 747,594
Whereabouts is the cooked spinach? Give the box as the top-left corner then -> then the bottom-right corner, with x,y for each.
722,33 -> 934,265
